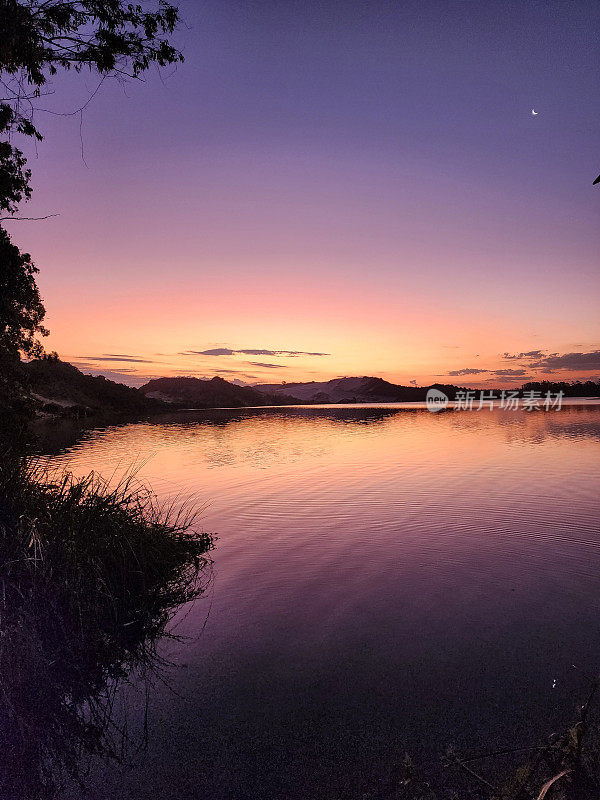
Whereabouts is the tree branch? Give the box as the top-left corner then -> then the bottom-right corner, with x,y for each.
0,214 -> 59,221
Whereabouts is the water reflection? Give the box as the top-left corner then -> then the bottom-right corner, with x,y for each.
34,402 -> 600,455
30,404 -> 600,799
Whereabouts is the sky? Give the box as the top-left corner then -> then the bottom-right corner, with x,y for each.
9,0 -> 600,388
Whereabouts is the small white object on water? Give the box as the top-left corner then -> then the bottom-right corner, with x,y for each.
552,679 -> 557,689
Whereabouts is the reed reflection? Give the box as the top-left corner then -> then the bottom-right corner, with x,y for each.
0,459 -> 214,799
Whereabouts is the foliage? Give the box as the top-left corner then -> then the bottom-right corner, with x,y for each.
0,0 -> 183,155
0,1 -> 184,386
521,380 -> 600,398
0,224 -> 47,358
0,224 -> 47,413
0,103 -> 36,214
0,0 -> 182,87
0,456 -> 213,798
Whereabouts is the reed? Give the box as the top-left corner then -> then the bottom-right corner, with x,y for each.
0,455 -> 214,799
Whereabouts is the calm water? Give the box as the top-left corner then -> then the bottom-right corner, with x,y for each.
38,404 -> 600,799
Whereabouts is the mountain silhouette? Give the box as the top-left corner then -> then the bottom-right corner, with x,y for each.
140,376 -> 300,408
254,376 -> 438,403
24,358 -> 164,417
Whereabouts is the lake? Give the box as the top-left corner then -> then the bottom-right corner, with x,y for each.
37,403 -> 600,799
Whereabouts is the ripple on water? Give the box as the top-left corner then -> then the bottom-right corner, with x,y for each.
36,405 -> 600,800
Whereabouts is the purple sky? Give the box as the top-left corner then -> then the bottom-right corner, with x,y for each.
12,0 -> 600,387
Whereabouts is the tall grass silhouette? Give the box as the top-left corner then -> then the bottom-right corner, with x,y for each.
0,458 -> 214,799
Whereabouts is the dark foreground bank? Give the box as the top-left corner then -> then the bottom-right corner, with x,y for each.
0,453 -> 213,799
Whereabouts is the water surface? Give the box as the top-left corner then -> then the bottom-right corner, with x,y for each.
39,404 -> 600,799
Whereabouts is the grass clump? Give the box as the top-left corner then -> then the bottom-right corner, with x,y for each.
0,456 -> 213,799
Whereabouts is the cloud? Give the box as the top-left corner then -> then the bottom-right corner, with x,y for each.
241,349 -> 329,357
73,361 -> 140,373
448,364 -> 556,379
180,347 -> 330,357
212,369 -> 259,379
500,349 -> 600,372
247,361 -> 287,369
490,368 -> 529,376
503,350 -> 546,360
80,354 -> 156,363
104,353 -> 145,359
528,350 -> 600,371
410,379 -> 417,386
447,368 -> 488,376
72,365 -> 153,387
182,348 -> 235,356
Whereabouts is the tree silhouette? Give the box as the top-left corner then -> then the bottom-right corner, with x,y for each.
0,1 -> 184,398
0,226 -> 46,359
0,224 -> 47,414
0,105 -> 35,216
1,0 -> 184,207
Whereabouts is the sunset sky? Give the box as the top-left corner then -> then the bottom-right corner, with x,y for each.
10,0 -> 600,388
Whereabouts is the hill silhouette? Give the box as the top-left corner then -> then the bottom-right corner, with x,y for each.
254,376 -> 465,403
22,363 -> 600,419
140,376 -> 301,408
24,358 -> 164,418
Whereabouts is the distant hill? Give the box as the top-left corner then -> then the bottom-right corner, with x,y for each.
140,376 -> 301,408
253,376 -> 462,404
141,375 -> 477,407
25,364 -> 597,420
24,358 -> 164,418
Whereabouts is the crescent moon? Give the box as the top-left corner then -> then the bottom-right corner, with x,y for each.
531,109 -> 538,115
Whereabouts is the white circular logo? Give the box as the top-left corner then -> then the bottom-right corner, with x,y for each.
426,388 -> 449,412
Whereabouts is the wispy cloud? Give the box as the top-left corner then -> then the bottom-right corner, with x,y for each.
491,368 -> 529,376
212,368 -> 257,376
80,354 -> 156,363
180,348 -> 235,356
447,367 -> 531,378
248,361 -> 287,368
71,365 -> 153,387
180,347 -> 330,357
503,350 -> 548,360
447,368 -> 488,376
73,361 -> 140,373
